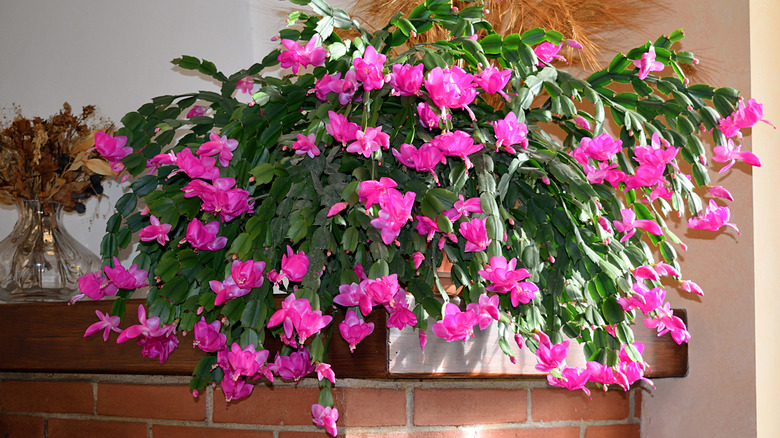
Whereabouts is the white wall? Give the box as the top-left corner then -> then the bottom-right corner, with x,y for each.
0,0 -> 290,252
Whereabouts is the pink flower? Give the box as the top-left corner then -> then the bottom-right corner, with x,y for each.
566,39 -> 583,49
347,126 -> 390,157
84,310 -> 122,341
533,42 -> 566,65
176,148 -> 220,180
466,294 -> 500,330
361,274 -> 400,308
185,178 -> 253,223
547,366 -> 591,397
327,201 -> 348,217
493,111 -> 528,153
278,36 -> 327,74
474,66 -> 512,98
94,131 -> 132,167
138,215 -> 172,246
315,362 -> 336,384
572,115 -> 591,130
687,200 -> 740,233
268,294 -> 311,344
618,282 -> 666,315
354,45 -> 387,91
186,105 -> 206,118
535,339 -> 569,372
220,375 -> 253,403
430,130 -> 484,169
339,309 -> 375,352
644,303 -> 691,345
325,111 -> 360,145
193,317 -> 226,352
571,133 -> 623,164
292,133 -> 320,158
708,185 -> 734,201
653,262 -> 680,278
333,282 -> 374,316
681,280 -> 704,296
358,177 -> 398,208
444,195 -> 483,222
147,151 -> 177,170
392,143 -> 446,184
733,98 -> 773,129
117,305 -> 179,364
478,256 -> 530,293
271,348 -> 316,382
431,303 -> 480,342
713,138 -> 761,173
103,256 -> 149,290
412,251 -> 425,269
296,308 -> 333,344
209,277 -> 250,306
612,208 -> 663,242
634,132 -> 678,167
312,404 -> 339,437
231,259 -> 266,290
226,342 -> 270,379
282,245 -> 309,282
632,265 -> 659,281
424,66 -> 477,110
197,132 -> 239,167
415,215 -> 440,242
182,218 -> 228,251
586,361 -> 618,386
459,217 -> 491,252
417,102 -> 447,130
388,63 -> 424,96
632,46 -> 664,80
370,189 -> 416,245
77,271 -> 118,301
236,76 -> 254,94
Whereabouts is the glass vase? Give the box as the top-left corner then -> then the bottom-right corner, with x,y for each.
0,200 -> 101,302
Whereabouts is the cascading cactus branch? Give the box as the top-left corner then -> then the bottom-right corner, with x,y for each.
78,0 -> 767,435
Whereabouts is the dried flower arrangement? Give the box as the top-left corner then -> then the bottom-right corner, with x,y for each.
0,103 -> 116,213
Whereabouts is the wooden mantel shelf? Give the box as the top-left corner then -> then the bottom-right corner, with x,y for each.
0,299 -> 687,379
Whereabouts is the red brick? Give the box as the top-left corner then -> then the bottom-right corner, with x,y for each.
585,424 -> 640,438
48,418 -> 147,438
345,432 -> 472,438
214,386 -> 331,425
97,383 -> 204,421
153,425 -> 272,438
413,388 -> 526,426
531,388 -> 629,422
0,414 -> 45,437
338,388 -> 406,427
633,390 -> 642,419
279,433 -> 336,438
478,427 -> 581,438
0,381 -> 93,414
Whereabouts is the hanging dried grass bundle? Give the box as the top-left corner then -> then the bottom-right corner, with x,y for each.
350,0 -> 661,71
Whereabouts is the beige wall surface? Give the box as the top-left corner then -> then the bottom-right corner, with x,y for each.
750,0 -> 780,436
639,0 -> 762,437
0,0 -> 774,436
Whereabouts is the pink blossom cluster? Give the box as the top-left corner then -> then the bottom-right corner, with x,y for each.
717,98 -> 773,139
266,245 -> 310,284
333,273 -> 417,349
535,332 -> 653,397
116,305 -> 179,364
74,257 -> 149,303
616,266 -> 692,345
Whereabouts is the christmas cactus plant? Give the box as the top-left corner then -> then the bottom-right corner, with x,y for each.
78,0 -> 766,435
